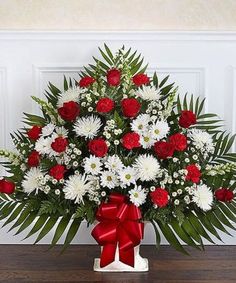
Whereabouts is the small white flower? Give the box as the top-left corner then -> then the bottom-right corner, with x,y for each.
174,199 -> 180,205
100,171 -> 119,189
74,115 -> 102,139
172,192 -> 177,197
63,174 -> 92,204
119,166 -> 137,187
42,123 -> 55,137
150,120 -> 170,141
55,189 -> 61,195
129,185 -> 147,207
83,155 -> 102,175
134,154 -> 160,181
105,155 -> 124,172
136,86 -> 160,101
192,184 -> 213,211
131,114 -> 151,134
22,168 -> 45,194
57,87 -> 83,107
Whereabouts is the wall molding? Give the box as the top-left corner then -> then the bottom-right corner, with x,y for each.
1,31 -> 236,41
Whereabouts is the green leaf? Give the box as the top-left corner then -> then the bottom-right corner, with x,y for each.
8,205 -> 32,232
157,221 -> 189,255
24,214 -> 49,239
2,203 -> 25,227
15,212 -> 37,235
171,219 -> 201,250
159,76 -> 169,88
151,220 -> 161,249
63,75 -> 68,91
51,216 -> 71,246
188,212 -> 215,244
34,217 -> 58,244
62,218 -> 82,252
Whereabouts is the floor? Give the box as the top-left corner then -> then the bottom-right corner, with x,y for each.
0,245 -> 235,282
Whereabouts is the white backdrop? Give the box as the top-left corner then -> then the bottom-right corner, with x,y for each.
0,31 -> 236,244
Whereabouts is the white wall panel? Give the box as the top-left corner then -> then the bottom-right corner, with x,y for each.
0,31 -> 236,244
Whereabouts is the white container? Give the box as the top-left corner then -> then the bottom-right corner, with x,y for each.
93,245 -> 149,272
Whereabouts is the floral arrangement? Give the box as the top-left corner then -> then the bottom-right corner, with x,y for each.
0,45 -> 236,267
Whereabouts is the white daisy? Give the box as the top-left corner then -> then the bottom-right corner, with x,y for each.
134,154 -> 160,181
129,185 -> 147,207
83,155 -> 102,175
57,87 -> 83,107
150,120 -> 170,141
74,115 -> 102,139
188,129 -> 214,153
35,136 -> 52,155
22,168 -> 45,194
104,155 -> 124,172
63,174 -> 92,204
55,126 -> 68,138
192,184 -> 213,211
139,132 -> 155,149
131,114 -> 151,134
136,86 -> 160,101
42,123 -> 55,137
100,171 -> 119,189
119,166 -> 137,187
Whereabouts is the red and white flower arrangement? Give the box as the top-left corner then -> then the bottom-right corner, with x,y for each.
0,45 -> 236,267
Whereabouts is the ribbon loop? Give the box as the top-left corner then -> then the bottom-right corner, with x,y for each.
91,192 -> 144,268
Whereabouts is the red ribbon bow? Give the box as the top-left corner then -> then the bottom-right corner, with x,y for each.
91,192 -> 144,267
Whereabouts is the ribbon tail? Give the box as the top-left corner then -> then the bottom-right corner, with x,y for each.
119,247 -> 134,267
100,244 -> 116,268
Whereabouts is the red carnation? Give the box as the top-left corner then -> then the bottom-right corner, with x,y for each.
154,141 -> 175,159
58,101 -> 80,121
27,150 -> 40,167
0,179 -> 15,195
132,73 -> 150,86
96,98 -> 115,113
122,132 -> 140,150
121,98 -> 141,118
169,133 -> 187,151
150,188 -> 169,208
107,69 -> 121,86
79,76 -> 95,88
186,164 -> 201,183
179,110 -> 196,128
51,137 -> 68,153
88,138 -> 108,157
215,188 -> 234,202
27,125 -> 42,141
49,164 -> 66,181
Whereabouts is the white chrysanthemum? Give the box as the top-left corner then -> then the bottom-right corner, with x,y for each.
22,168 -> 44,194
140,132 -> 155,149
100,171 -> 119,189
188,129 -> 214,153
42,123 -> 55,137
83,155 -> 102,175
63,174 -> 92,204
104,155 -> 124,172
136,86 -> 160,101
129,185 -> 147,207
57,87 -> 83,107
134,154 -> 160,181
74,115 -> 102,139
151,120 -> 170,141
35,136 -> 52,155
192,184 -> 213,211
119,166 -> 137,187
131,114 -> 151,134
